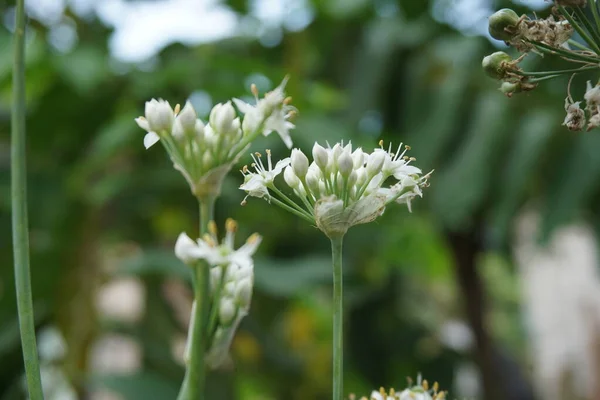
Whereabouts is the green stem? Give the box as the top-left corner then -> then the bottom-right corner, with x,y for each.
589,0 -> 600,36
529,40 -> 600,63
177,196 -> 215,400
12,1 -> 44,398
330,235 -> 344,400
514,65 -> 599,77
270,196 -> 314,224
568,38 -> 594,52
573,6 -> 600,49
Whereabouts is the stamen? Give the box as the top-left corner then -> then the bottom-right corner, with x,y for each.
251,83 -> 259,97
266,149 -> 273,170
283,96 -> 293,105
208,220 -> 218,237
378,139 -> 384,147
423,380 -> 429,391
174,104 -> 181,114
242,165 -> 249,173
246,233 -> 261,244
226,218 -> 238,233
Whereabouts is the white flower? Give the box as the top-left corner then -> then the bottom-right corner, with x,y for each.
313,142 -> 329,170
291,148 -> 309,178
209,101 -> 237,135
175,233 -> 207,265
398,389 -> 432,400
145,98 -> 175,133
241,141 -> 431,237
369,391 -> 394,400
176,101 -> 198,134
233,78 -> 296,148
240,150 -> 290,200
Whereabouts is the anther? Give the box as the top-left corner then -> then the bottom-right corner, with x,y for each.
251,83 -> 259,97
174,104 -> 181,114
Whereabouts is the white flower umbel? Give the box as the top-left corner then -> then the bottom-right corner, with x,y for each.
240,140 -> 430,238
240,140 -> 431,399
352,376 -> 446,400
176,219 -> 261,370
135,78 -> 296,199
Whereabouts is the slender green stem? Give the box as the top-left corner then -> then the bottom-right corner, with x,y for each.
177,196 -> 215,400
330,235 -> 344,400
558,5 -> 600,54
573,6 -> 600,49
12,1 -> 44,399
514,65 -> 599,77
529,40 -> 600,63
269,185 -> 312,216
270,196 -> 314,224
589,0 -> 600,36
568,38 -> 594,52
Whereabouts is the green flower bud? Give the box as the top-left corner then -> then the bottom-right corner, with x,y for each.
488,9 -> 520,41
482,51 -> 512,80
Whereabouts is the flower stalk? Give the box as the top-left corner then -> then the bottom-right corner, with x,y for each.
331,235 -> 344,400
12,0 -> 44,398
177,196 -> 215,400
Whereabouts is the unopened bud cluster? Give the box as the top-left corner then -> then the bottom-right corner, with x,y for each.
175,219 -> 261,368
240,140 -> 431,238
135,78 -> 295,198
350,376 -> 446,400
483,2 -> 600,131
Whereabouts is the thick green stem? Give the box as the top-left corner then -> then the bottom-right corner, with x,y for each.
330,235 -> 344,400
177,196 -> 215,400
12,1 -> 44,399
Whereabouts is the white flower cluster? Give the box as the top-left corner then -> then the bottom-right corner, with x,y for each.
175,219 -> 261,369
350,377 -> 446,400
563,80 -> 600,131
240,141 -> 430,238
135,78 -> 295,198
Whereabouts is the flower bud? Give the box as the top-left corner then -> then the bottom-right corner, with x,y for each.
284,165 -> 300,188
291,149 -> 309,178
347,170 -> 357,188
352,148 -> 365,169
306,169 -> 321,195
488,8 -> 520,41
195,119 -> 205,142
482,52 -> 512,80
366,150 -> 386,177
235,278 -> 253,308
145,99 -> 174,133
177,101 -> 198,134
242,107 -> 263,135
312,143 -> 329,171
337,150 -> 353,178
171,120 -> 186,142
209,102 -> 236,134
219,298 -> 237,326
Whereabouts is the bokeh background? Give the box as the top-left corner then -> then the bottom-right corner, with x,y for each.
3,0 -> 600,399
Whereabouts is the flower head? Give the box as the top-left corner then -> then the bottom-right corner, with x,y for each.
351,376 -> 446,400
240,150 -> 290,201
135,78 -> 296,199
240,140 -> 431,238
178,220 -> 261,369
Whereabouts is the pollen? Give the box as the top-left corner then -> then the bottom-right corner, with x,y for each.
208,220 -> 218,236
254,152 -> 262,158
174,103 -> 181,114
283,96 -> 293,105
378,139 -> 384,147
226,218 -> 238,233
251,83 -> 259,97
246,233 -> 261,244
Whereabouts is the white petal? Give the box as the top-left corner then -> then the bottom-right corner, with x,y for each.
143,131 -> 160,149
135,117 -> 150,131
272,157 -> 291,175
232,98 -> 254,114
175,233 -> 206,264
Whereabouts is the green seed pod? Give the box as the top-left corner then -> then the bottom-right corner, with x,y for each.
500,82 -> 521,94
488,8 -> 520,41
482,51 -> 512,80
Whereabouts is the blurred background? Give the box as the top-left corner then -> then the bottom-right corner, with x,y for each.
2,0 -> 600,399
